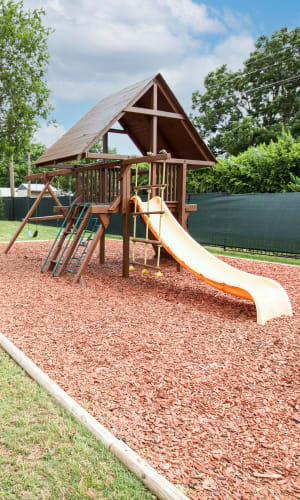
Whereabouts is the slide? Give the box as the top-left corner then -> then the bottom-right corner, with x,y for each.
133,196 -> 293,325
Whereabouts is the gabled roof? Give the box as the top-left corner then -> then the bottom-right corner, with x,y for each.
36,73 -> 215,166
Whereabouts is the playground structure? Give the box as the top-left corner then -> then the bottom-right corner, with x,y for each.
4,73 -> 292,323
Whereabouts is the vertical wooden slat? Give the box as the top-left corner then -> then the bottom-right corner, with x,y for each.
98,169 -> 101,203
108,169 -> 111,202
78,173 -> 81,201
90,169 -> 94,203
104,169 -> 108,203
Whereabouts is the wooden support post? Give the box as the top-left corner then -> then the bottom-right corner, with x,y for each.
4,180 -> 51,254
103,133 -> 108,154
121,171 -> 131,277
177,161 -> 187,272
48,185 -> 63,207
73,218 -> 107,284
122,208 -> 130,278
151,83 -> 158,197
99,231 -> 105,264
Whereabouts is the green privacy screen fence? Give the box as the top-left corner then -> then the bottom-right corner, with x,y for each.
2,192 -> 300,255
185,193 -> 300,255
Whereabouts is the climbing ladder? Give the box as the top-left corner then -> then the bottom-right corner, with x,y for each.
41,203 -> 108,285
130,156 -> 167,277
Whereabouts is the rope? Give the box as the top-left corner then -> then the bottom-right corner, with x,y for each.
155,158 -> 166,277
129,163 -> 139,272
130,151 -> 167,277
142,162 -> 152,274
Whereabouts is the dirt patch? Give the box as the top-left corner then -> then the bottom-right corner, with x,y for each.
1,240 -> 299,499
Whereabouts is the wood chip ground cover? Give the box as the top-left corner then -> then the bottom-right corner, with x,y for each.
0,240 -> 299,499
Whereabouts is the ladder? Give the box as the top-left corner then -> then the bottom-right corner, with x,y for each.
61,214 -> 100,282
41,203 -> 107,285
41,203 -> 90,274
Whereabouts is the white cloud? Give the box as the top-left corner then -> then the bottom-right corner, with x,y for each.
23,0 -> 255,120
34,123 -> 66,147
162,34 -> 255,112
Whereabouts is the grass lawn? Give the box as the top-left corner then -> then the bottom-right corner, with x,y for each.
0,220 -> 299,265
0,220 -> 59,242
0,349 -> 154,500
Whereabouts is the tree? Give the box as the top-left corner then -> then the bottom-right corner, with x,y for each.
0,143 -> 46,186
0,0 -> 53,157
191,27 -> 300,156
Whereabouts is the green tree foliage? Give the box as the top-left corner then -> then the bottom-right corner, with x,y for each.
187,131 -> 300,194
0,0 -> 53,157
0,143 -> 46,186
191,27 -> 300,156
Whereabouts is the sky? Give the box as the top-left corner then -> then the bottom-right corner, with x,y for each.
21,0 -> 300,154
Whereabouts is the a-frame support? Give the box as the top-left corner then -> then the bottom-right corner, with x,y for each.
4,180 -> 62,254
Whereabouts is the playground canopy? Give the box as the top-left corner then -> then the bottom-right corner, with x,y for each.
35,73 -> 216,167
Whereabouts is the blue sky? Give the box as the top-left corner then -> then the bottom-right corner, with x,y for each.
22,0 -> 299,154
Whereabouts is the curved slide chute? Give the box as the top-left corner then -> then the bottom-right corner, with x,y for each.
133,196 -> 293,325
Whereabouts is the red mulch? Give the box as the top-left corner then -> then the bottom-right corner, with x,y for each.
0,240 -> 299,499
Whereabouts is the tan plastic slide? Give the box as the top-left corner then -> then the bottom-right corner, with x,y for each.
133,196 -> 293,325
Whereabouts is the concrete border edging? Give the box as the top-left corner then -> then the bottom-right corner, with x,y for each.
0,333 -> 189,500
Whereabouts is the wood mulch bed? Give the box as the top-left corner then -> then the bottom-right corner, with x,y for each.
0,240 -> 299,499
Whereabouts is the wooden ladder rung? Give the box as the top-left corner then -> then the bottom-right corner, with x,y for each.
132,211 -> 165,216
131,261 -> 161,270
134,184 -> 167,190
131,237 -> 162,245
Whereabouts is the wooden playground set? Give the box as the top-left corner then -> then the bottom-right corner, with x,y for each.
4,73 -> 215,285
4,73 -> 292,324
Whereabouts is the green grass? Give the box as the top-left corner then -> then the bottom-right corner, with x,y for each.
0,221 -> 152,498
204,245 -> 300,266
0,220 -> 298,265
0,221 -> 122,243
0,349 -> 154,500
0,220 -> 59,242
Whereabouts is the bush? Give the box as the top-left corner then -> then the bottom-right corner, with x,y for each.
187,131 -> 300,193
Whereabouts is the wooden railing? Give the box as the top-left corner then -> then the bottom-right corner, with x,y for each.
79,166 -> 120,204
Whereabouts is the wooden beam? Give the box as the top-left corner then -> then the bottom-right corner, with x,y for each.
25,168 -> 73,181
24,215 -> 65,222
119,116 -> 146,156
85,153 -> 131,160
151,84 -> 158,198
75,160 -> 121,173
4,181 -> 51,254
48,184 -> 63,207
120,153 -> 170,176
36,164 -> 76,170
109,128 -> 127,134
124,106 -> 184,120
35,154 -> 82,168
103,133 -> 108,154
154,158 -> 215,167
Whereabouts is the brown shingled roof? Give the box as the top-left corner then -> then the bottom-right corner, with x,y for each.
36,73 -> 215,166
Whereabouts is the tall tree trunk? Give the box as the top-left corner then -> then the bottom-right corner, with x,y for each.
27,152 -> 31,197
9,155 -> 14,198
